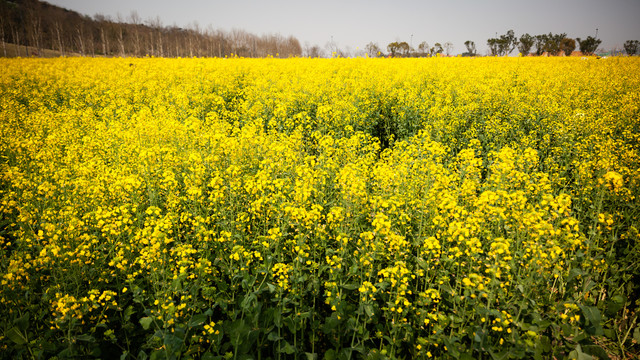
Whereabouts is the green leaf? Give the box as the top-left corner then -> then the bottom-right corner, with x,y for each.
188,313 -> 208,327
581,345 -> 610,360
536,336 -> 551,352
605,295 -> 625,315
323,315 -> 340,333
267,332 -> 282,341
305,352 -> 318,360
567,268 -> 584,283
138,350 -> 149,360
490,349 -> 510,360
240,293 -> 257,310
341,283 -> 359,290
150,349 -> 166,360
323,349 -> 336,360
273,310 -> 282,328
603,328 -> 615,339
633,326 -> 640,343
41,341 -> 57,353
443,338 -> 460,358
574,331 -> 588,343
163,333 -> 184,352
460,353 -> 475,360
580,305 -> 601,325
14,312 -> 30,332
349,264 -> 359,275
298,311 -> 311,319
562,323 -> 574,337
364,304 -> 375,317
201,352 -> 216,360
570,345 -> 595,360
124,306 -> 135,322
284,317 -> 298,333
439,284 -> 455,296
6,327 -> 27,345
416,257 -> 429,270
226,320 -> 250,347
474,332 -> 483,342
280,341 -> 295,355
76,334 -> 96,342
260,307 -> 276,328
580,305 -> 603,335
58,348 -> 72,358
140,317 -> 153,330
537,320 -> 552,330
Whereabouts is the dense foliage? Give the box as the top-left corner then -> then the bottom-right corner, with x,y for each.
1,57 -> 639,359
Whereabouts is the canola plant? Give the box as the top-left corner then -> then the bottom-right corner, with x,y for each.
1,57 -> 639,359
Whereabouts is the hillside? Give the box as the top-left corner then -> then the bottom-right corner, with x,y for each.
0,0 -> 303,58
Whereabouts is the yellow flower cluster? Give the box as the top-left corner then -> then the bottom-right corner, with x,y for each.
0,56 -> 638,358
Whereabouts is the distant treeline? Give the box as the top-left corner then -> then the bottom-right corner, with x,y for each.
2,0 -> 637,59
0,0 -> 303,58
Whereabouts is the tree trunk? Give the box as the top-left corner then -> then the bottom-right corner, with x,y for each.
157,31 -> 163,57
27,6 -> 42,56
12,29 -> 20,57
54,22 -> 64,56
117,26 -> 125,57
148,32 -> 154,56
0,19 -> 6,57
100,27 -> 107,56
76,25 -> 85,56
134,30 -> 140,57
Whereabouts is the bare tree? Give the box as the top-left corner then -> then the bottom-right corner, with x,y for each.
115,14 -> 126,56
444,41 -> 453,56
129,11 -> 142,56
0,4 -> 8,57
487,38 -> 499,56
417,41 -> 429,57
304,42 -> 323,57
94,14 -> 111,56
0,0 -> 306,59
86,19 -> 95,56
51,19 -> 65,55
189,22 -> 202,57
75,21 -> 85,55
431,42 -> 443,56
387,42 -> 400,57
10,20 -> 22,57
398,41 -> 410,56
230,28 -> 250,56
463,40 -> 476,56
284,35 -> 301,57
365,42 -> 381,57
147,16 -> 164,57
25,0 -> 43,55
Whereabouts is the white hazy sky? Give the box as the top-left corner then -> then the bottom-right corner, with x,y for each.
45,0 -> 640,55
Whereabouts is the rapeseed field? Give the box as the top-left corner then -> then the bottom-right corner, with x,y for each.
1,57 -> 639,359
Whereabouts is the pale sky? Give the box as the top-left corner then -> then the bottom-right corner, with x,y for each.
45,0 -> 640,55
